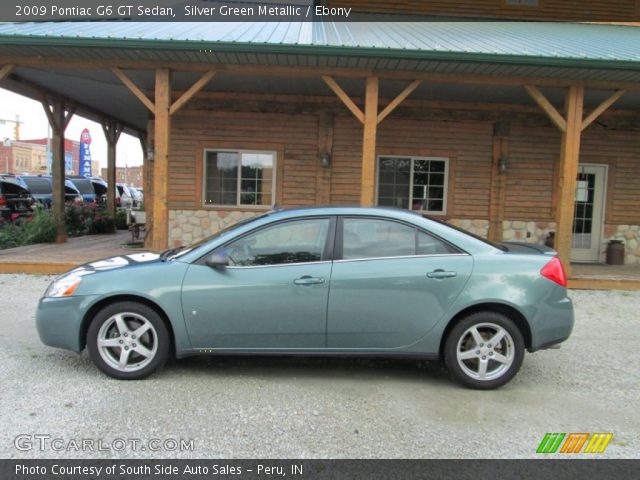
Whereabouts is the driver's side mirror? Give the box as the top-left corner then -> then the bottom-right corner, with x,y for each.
205,252 -> 229,269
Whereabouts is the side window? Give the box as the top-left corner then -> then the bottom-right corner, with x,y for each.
223,218 -> 330,266
343,218 -> 415,260
417,231 -> 459,255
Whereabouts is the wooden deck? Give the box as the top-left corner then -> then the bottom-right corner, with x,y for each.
0,231 -> 136,274
1,234 -> 639,289
568,263 -> 640,290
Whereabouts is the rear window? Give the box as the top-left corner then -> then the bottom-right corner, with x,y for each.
1,180 -> 28,195
70,178 -> 95,195
21,177 -> 51,194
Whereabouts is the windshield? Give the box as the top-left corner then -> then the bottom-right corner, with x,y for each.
168,213 -> 270,260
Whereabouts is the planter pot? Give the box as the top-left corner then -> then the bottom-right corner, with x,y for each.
606,240 -> 625,265
132,210 -> 146,224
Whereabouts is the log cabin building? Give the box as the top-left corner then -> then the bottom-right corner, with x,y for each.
1,2 -> 640,279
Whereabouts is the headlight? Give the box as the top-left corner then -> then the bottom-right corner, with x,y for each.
46,275 -> 83,298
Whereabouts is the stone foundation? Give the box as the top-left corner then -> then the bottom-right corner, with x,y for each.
168,211 -> 640,265
168,209 -> 261,247
501,220 -> 556,245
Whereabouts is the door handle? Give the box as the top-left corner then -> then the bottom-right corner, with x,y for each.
294,276 -> 325,286
427,269 -> 457,279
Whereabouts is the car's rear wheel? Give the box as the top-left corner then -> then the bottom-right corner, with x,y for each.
86,301 -> 170,380
444,311 -> 524,389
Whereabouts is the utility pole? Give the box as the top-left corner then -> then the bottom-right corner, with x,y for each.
0,115 -> 22,140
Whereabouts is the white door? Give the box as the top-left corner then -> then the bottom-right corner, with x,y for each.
571,164 -> 607,263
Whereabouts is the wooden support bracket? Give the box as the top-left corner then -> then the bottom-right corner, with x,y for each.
169,70 -> 216,115
0,64 -> 14,81
112,67 -> 156,114
524,85 -> 567,132
581,90 -> 626,131
322,75 -> 365,124
377,80 -> 422,124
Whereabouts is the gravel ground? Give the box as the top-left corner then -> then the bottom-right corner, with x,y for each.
0,273 -> 638,459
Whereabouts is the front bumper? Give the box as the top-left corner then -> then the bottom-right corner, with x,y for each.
36,295 -> 100,352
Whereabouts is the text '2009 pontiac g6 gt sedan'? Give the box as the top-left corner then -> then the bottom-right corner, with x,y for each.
36,207 -> 574,389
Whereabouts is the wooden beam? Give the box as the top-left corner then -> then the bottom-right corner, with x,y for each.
169,70 -> 216,115
101,119 -> 122,224
377,79 -> 422,124
581,89 -> 626,131
322,75 -> 365,124
6,54 -> 640,92
524,85 -> 567,132
112,67 -> 156,114
41,96 -> 73,243
554,85 -> 585,276
143,120 -> 154,249
3,73 -> 143,136
151,69 -> 171,251
0,64 -> 14,81
361,77 -> 379,207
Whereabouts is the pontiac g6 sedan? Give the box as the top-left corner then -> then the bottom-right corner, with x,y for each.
36,207 -> 574,389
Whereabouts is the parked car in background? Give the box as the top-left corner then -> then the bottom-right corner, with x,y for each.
89,177 -> 108,205
129,185 -> 143,207
18,175 -> 83,207
116,183 -> 138,208
35,207 -> 574,389
67,176 -> 96,203
0,176 -> 34,222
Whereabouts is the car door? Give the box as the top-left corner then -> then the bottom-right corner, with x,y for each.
327,216 -> 473,349
182,216 -> 335,349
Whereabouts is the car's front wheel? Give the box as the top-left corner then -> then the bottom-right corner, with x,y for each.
444,311 -> 525,389
86,301 -> 170,380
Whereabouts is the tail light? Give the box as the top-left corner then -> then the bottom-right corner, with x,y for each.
0,194 -> 6,206
541,256 -> 567,287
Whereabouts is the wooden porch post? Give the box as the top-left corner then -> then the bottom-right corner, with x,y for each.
361,77 -> 379,207
101,120 -> 122,225
41,96 -> 74,243
555,85 -> 584,275
152,68 -> 171,251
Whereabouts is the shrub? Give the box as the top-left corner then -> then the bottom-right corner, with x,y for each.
0,207 -> 57,249
115,208 -> 128,230
65,203 -> 115,237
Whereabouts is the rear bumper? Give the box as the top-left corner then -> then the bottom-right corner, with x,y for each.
529,294 -> 575,352
36,295 -> 100,353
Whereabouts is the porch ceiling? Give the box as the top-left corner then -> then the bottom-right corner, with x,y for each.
2,21 -> 640,131
4,66 -> 640,134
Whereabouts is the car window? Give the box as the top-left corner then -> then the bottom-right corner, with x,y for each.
417,230 -> 460,255
21,177 -> 51,194
1,181 -> 27,195
70,179 -> 95,194
222,218 -> 330,266
343,218 -> 415,260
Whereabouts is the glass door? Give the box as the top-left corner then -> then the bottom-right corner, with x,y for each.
571,164 -> 607,263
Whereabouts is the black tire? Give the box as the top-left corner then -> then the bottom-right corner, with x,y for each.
444,311 -> 525,390
86,301 -> 170,380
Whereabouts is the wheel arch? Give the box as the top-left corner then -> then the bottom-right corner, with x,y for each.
438,302 -> 532,358
80,294 -> 176,355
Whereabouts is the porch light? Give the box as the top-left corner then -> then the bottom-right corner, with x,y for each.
320,152 -> 331,168
146,143 -> 154,161
498,154 -> 509,173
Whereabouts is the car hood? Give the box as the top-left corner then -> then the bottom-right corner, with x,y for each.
68,251 -> 162,274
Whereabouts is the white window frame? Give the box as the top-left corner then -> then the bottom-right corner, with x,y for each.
376,155 -> 449,215
203,148 -> 277,209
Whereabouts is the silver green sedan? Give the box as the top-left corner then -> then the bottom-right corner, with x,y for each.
36,207 -> 574,389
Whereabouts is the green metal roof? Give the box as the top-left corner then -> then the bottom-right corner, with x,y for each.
1,21 -> 640,70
